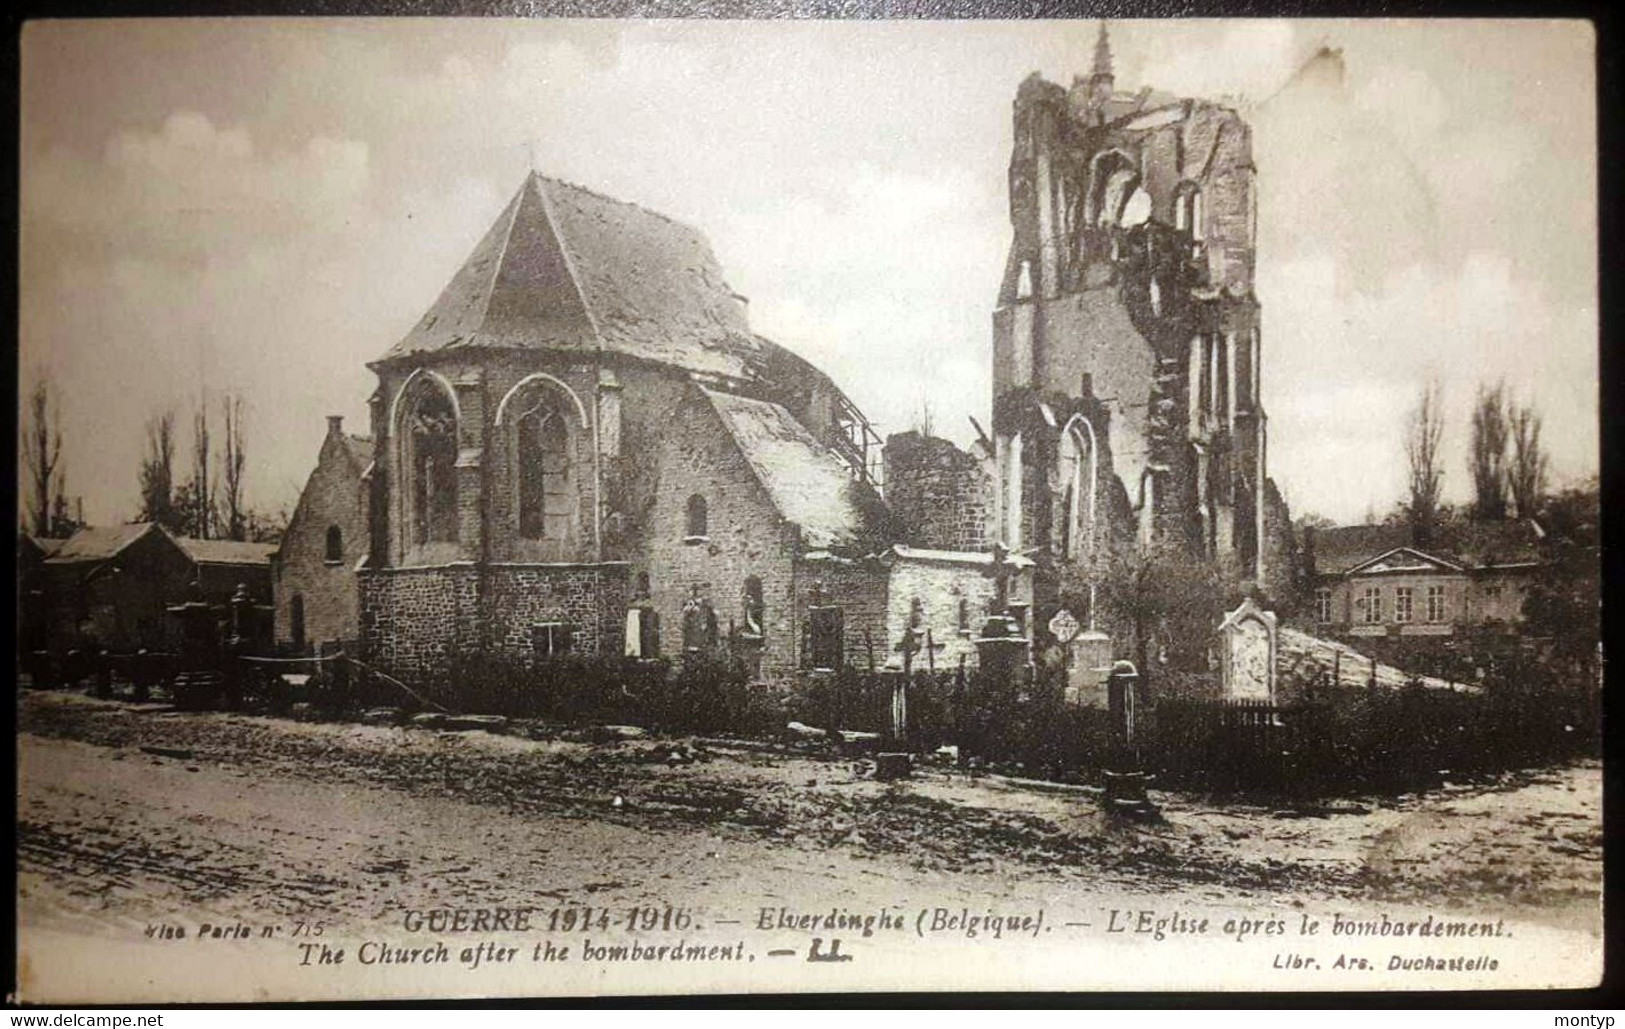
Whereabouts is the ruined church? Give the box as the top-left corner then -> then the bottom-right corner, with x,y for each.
275,25 -> 1292,688
893,25 -> 1295,637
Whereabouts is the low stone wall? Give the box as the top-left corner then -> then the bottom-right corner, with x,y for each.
358,565 -> 481,677
358,562 -> 629,680
484,563 -> 628,659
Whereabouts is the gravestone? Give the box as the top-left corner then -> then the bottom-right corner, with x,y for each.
1066,625 -> 1113,708
973,614 -> 1028,683
1217,597 -> 1279,702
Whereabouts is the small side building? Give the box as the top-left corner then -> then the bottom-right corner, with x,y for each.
37,523 -> 274,656
273,416 -> 371,651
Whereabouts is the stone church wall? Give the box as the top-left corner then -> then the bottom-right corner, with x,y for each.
791,559 -> 891,671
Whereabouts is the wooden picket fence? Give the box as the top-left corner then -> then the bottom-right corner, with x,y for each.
1151,696 -> 1298,792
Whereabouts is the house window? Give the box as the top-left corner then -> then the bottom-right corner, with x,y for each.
532,622 -> 575,658
742,576 -> 765,639
1361,586 -> 1382,624
515,393 -> 573,542
685,494 -> 709,541
1314,588 -> 1332,624
1426,585 -> 1447,623
405,383 -> 458,544
1394,587 -> 1413,624
325,525 -> 343,563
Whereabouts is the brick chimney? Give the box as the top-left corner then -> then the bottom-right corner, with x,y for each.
327,415 -> 343,438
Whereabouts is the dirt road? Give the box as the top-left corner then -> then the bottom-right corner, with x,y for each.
14,691 -> 1603,998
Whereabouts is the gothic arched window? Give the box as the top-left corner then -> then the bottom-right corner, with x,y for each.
515,393 -> 573,542
1087,151 -> 1139,229
404,381 -> 458,545
325,525 -> 343,563
742,575 -> 764,638
685,494 -> 709,540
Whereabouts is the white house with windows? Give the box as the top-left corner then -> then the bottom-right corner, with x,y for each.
1303,522 -> 1544,646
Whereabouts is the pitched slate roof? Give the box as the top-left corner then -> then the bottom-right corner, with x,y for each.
19,533 -> 64,559
44,523 -> 157,565
173,537 -> 277,567
701,388 -> 883,551
1309,524 -> 1413,576
1312,520 -> 1544,576
379,174 -> 763,381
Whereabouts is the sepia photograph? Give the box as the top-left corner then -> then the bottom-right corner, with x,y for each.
14,16 -> 1601,1002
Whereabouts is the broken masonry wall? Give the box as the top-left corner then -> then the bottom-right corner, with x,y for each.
882,431 -> 994,553
884,555 -> 1024,672
1260,476 -> 1299,605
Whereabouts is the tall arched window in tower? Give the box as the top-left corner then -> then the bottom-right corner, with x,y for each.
402,380 -> 458,545
514,391 -> 574,542
1087,151 -> 1139,230
1057,416 -> 1098,561
325,525 -> 343,563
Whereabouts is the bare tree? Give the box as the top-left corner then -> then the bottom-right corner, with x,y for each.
22,379 -> 64,537
187,400 -> 215,539
221,394 -> 247,541
1508,399 -> 1549,520
1469,382 -> 1510,521
138,410 -> 178,529
1405,380 -> 1445,546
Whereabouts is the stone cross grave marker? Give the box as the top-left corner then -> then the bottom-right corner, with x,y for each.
1047,607 -> 1081,644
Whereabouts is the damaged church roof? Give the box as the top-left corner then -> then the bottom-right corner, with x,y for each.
701,388 -> 884,551
378,173 -> 764,380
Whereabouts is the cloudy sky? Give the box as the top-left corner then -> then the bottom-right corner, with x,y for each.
20,18 -> 1596,527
